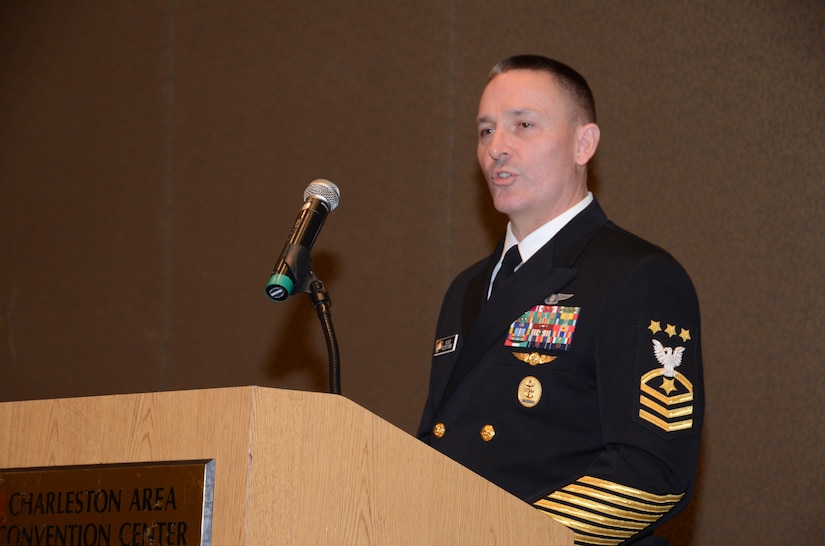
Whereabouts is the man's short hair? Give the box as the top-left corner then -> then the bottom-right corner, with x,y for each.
489,55 -> 597,124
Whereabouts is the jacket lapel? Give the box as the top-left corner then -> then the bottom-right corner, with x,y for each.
435,200 -> 609,413
436,244 -> 573,413
459,240 -> 501,343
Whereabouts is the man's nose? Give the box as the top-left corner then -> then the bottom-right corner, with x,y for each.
489,131 -> 510,160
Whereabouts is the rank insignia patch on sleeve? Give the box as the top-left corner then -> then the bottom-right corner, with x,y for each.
638,318 -> 695,434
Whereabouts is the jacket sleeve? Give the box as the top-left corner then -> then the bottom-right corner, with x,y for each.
530,253 -> 704,545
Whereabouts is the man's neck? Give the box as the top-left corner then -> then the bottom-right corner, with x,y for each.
504,192 -> 593,263
510,186 -> 589,241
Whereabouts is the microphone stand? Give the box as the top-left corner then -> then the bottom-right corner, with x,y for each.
302,271 -> 341,395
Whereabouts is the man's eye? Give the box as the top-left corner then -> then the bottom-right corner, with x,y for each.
519,122 -> 533,129
479,128 -> 494,137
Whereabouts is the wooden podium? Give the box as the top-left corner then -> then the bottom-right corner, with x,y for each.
0,386 -> 572,544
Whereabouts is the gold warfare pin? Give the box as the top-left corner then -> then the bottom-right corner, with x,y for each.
512,352 -> 557,366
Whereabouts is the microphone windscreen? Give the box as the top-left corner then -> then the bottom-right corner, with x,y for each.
304,179 -> 340,211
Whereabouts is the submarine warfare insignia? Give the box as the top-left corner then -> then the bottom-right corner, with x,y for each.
512,352 -> 557,366
543,293 -> 574,305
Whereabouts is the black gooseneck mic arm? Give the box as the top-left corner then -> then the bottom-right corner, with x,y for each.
307,274 -> 340,395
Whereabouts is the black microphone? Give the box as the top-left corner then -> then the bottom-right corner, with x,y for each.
265,179 -> 340,301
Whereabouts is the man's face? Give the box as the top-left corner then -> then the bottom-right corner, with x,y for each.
476,69 -> 591,239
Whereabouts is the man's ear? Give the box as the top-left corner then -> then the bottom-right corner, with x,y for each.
575,123 -> 600,166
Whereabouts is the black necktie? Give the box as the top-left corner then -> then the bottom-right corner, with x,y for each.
491,245 -> 522,295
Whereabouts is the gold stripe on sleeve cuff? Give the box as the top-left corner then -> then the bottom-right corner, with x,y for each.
533,476 -> 685,545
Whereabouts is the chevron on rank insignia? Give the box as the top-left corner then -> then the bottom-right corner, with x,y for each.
638,318 -> 695,434
505,305 -> 580,350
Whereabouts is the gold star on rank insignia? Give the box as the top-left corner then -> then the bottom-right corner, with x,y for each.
665,324 -> 677,337
648,320 -> 662,335
679,328 -> 691,342
660,377 -> 677,395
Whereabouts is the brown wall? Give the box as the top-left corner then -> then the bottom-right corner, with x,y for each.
1,2 -> 822,544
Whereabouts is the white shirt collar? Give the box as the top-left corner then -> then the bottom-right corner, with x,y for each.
501,192 -> 594,263
488,192 -> 593,298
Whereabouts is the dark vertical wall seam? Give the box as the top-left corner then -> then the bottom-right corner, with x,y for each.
446,0 -> 457,278
162,0 -> 177,389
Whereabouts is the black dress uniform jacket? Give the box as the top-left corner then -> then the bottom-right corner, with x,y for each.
418,200 -> 704,545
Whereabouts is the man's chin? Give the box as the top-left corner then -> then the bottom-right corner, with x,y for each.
491,194 -> 524,217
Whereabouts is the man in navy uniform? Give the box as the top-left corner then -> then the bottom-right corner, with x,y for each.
418,55 -> 703,545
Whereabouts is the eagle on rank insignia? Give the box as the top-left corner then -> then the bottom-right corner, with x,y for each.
638,318 -> 696,435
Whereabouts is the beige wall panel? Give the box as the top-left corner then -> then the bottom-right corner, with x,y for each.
164,2 -> 452,432
0,3 -> 170,397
